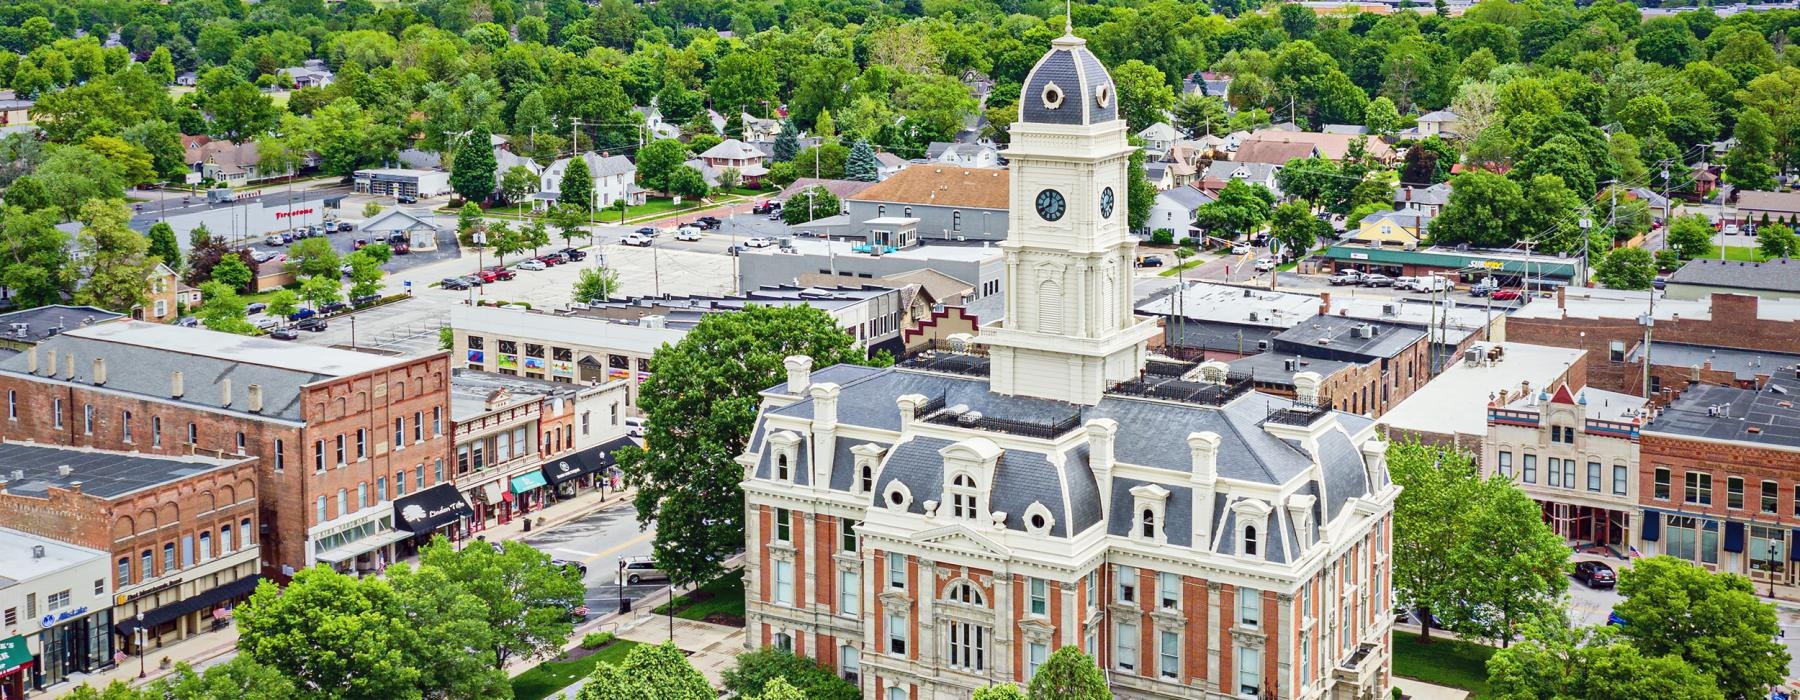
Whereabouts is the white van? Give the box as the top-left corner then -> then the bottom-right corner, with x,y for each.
1409,276 -> 1452,293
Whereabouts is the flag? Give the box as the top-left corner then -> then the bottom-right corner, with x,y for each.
1629,545 -> 1644,559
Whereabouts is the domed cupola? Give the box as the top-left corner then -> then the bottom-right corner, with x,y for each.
1018,24 -> 1120,127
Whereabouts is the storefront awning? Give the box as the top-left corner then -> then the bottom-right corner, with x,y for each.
313,528 -> 413,564
0,635 -> 31,675
393,483 -> 475,535
115,575 -> 262,637
511,471 -> 548,494
540,436 -> 636,485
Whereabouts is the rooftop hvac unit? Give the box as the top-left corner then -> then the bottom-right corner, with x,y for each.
1257,339 -> 1270,351
1382,304 -> 1397,316
1283,358 -> 1297,372
1248,312 -> 1260,322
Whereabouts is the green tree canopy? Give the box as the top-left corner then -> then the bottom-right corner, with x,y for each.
1026,647 -> 1111,700
1486,619 -> 1724,700
634,138 -> 688,194
67,200 -> 156,313
845,140 -> 880,182
197,280 -> 256,335
411,538 -> 585,669
0,205 -> 72,308
1666,213 -> 1715,259
722,648 -> 859,700
1595,246 -> 1656,290
576,642 -> 714,700
1756,223 -> 1797,260
782,186 -> 841,226
146,221 -> 181,271
1428,171 -> 1526,248
286,237 -> 342,279
1193,179 -> 1275,239
450,125 -> 499,203
1613,555 -> 1790,700
558,154 -> 595,211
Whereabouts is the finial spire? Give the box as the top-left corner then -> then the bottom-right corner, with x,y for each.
1065,0 -> 1073,35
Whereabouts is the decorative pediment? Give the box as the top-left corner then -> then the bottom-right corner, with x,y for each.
1150,607 -> 1186,632
914,523 -> 1012,558
879,590 -> 913,614
1019,617 -> 1057,644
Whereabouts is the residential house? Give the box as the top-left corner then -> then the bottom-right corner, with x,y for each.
1144,160 -> 1174,191
1199,160 -> 1282,198
1349,207 -> 1435,249
1136,122 -> 1180,154
1231,138 -> 1318,166
1393,183 -> 1452,217
925,142 -> 1001,169
778,178 -> 881,204
0,92 -> 32,127
1321,124 -> 1369,136
493,146 -> 543,195
1237,128 -> 1395,163
637,104 -> 682,140
360,208 -> 446,253
175,71 -> 198,87
277,60 -> 335,89
874,151 -> 910,181
1145,185 -> 1215,239
186,139 -> 264,185
1406,110 -> 1460,139
693,138 -> 769,187
136,263 -> 181,323
541,152 -> 643,210
741,113 -> 781,142
1183,71 -> 1234,103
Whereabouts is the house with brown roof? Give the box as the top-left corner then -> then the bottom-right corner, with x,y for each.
1736,190 -> 1800,226
1236,128 -> 1394,163
1231,138 -> 1317,166
841,165 -> 1010,242
184,139 -> 265,185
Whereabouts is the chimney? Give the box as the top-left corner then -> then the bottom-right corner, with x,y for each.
1085,419 -> 1119,506
56,464 -> 72,476
62,352 -> 76,379
247,384 -> 264,413
810,382 -> 840,430
810,382 -> 841,487
67,481 -> 80,494
92,358 -> 107,385
783,355 -> 813,394
25,347 -> 36,374
171,371 -> 184,398
1404,186 -> 1413,202
1319,292 -> 1331,317
1293,371 -> 1323,403
1189,431 -> 1223,545
220,378 -> 232,407
1557,286 -> 1566,309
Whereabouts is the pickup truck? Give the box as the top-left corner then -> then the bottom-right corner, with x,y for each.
621,233 -> 653,247
1329,270 -> 1363,285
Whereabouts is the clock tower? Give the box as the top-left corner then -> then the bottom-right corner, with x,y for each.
982,26 -> 1160,405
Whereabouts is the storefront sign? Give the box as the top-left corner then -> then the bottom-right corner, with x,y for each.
467,349 -> 485,364
274,208 -> 316,220
1349,252 -> 1369,260
0,635 -> 31,674
607,368 -> 630,381
40,607 -> 88,629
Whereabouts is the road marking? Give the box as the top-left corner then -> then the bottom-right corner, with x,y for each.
553,547 -> 598,557
579,530 -> 656,565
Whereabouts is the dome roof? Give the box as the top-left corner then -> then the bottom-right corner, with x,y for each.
1018,31 -> 1120,127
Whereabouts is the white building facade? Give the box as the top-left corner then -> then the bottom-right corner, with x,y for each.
738,30 -> 1397,700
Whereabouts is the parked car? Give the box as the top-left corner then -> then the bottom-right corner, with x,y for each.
676,225 -> 702,237
560,248 -> 587,261
288,308 -> 316,321
441,277 -> 469,290
621,556 -> 667,585
1253,257 -> 1276,272
1137,255 -> 1164,268
319,301 -> 348,315
254,317 -> 281,331
551,559 -> 589,577
543,252 -> 568,264
279,232 -> 296,244
1470,279 -> 1499,297
1409,276 -> 1451,293
1723,223 -> 1741,235
517,259 -> 547,271
264,234 -> 285,246
397,194 -> 417,204
351,294 -> 380,307
392,241 -> 410,254
1230,243 -> 1251,255
176,316 -> 199,327
268,328 -> 299,340
1491,288 -> 1523,301
458,275 -> 484,287
1360,273 -> 1395,287
486,266 -> 516,281
1329,270 -> 1364,285
675,228 -> 703,242
634,226 -> 658,237
474,268 -> 499,283
295,316 -> 329,332
751,201 -> 780,214
245,302 -> 268,315
1653,276 -> 1668,290
353,238 -> 369,250
1572,561 -> 1616,589
625,416 -> 645,438
694,216 -> 722,230
621,233 -> 653,247
744,236 -> 777,248
336,221 -> 355,233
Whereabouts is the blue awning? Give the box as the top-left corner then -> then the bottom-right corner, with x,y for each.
1642,511 -> 1661,541
1789,529 -> 1800,561
1725,521 -> 1746,553
511,471 -> 548,494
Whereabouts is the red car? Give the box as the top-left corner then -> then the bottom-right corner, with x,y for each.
474,268 -> 499,283
1491,288 -> 1523,301
483,266 -> 515,281
536,254 -> 563,266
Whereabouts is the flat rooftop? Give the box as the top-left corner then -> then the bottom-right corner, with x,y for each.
1628,341 -> 1800,382
0,305 -> 123,343
450,368 -> 583,421
1274,315 -> 1426,359
0,442 -> 245,500
743,238 -> 1002,263
0,527 -> 104,589
1380,342 -> 1586,436
63,321 -> 404,377
1644,382 -> 1800,449
1509,287 -> 1800,323
127,189 -> 342,231
1137,282 -> 1319,329
452,305 -> 688,356
1229,352 -> 1360,386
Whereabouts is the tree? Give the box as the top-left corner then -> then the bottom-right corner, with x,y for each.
1026,647 -> 1111,700
1269,200 -> 1322,258
299,274 -> 342,308
667,166 -> 709,200
1595,247 -> 1656,290
121,119 -> 186,182
64,657 -> 299,700
235,568 -> 425,700
634,139 -> 688,194
457,201 -> 486,247
722,648 -> 859,700
572,267 -> 619,304
1486,619 -> 1725,700
291,97 -> 400,177
971,685 -> 1029,700
1614,555 -> 1789,700
266,289 -> 298,319
614,305 -> 870,587
716,168 -> 743,195
792,143 -> 849,180
1518,175 -> 1584,255
1667,214 -> 1715,259
67,200 -> 156,313
1428,171 -> 1526,248
1363,96 -> 1401,136
362,202 -> 383,218
846,141 -> 880,182
286,237 -> 342,280
197,281 -> 256,335
1112,60 -> 1175,132
1193,180 -> 1275,239
576,642 -> 714,700
500,165 -> 537,206
211,254 -> 254,292
451,125 -> 499,204
548,205 -> 589,246
1723,107 -> 1778,191
521,219 -> 551,255
146,222 -> 181,271
204,76 -> 279,141
772,119 -> 799,163
358,243 -> 393,266
1756,224 -> 1797,260
32,145 -> 126,219
781,186 -> 840,225
1127,144 -> 1157,232
145,46 -> 176,85
412,538 -> 584,670
0,205 -> 71,308
346,249 -> 384,299
558,155 -> 594,211
1172,94 -> 1229,136
1276,157 -> 1337,207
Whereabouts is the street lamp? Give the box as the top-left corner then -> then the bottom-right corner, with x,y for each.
617,559 -> 627,614
135,613 -> 146,679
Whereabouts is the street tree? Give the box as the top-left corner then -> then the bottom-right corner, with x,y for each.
1428,171 -> 1525,248
716,167 -> 743,195
412,538 -> 584,670
1666,213 -> 1715,259
1486,619 -> 1725,700
1595,247 -> 1656,290
1613,555 -> 1790,700
548,204 -> 590,247
457,202 -> 487,247
722,648 -> 859,700
1026,646 -> 1111,700
1276,157 -> 1337,207
792,143 -> 849,180
358,243 -> 393,266
971,685 -> 1029,700
1193,180 -> 1275,239
67,200 -> 156,313
634,139 -> 688,194
299,274 -> 342,308
197,281 -> 256,335
450,125 -> 499,204
266,289 -> 299,319
211,255 -> 254,292
1172,93 -> 1229,136
846,141 -> 880,182
521,218 -> 551,255
576,642 -> 714,700
772,119 -> 799,162
286,237 -> 342,279
667,166 -> 709,200
572,267 -> 619,304
146,222 -> 181,271
1757,223 -> 1797,260
63,657 -> 298,700
1269,200 -> 1324,259
782,186 -> 841,225
1112,60 -> 1175,132
1723,107 -> 1778,191
346,249 -> 384,299
121,119 -> 186,183
236,568 -> 425,700
0,205 -> 71,308
614,305 -> 871,587
488,220 -> 523,266
1518,175 -> 1584,255
558,155 -> 594,211
500,165 -> 537,206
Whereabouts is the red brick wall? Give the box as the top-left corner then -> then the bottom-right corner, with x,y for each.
1640,433 -> 1800,527
1184,576 -> 1209,684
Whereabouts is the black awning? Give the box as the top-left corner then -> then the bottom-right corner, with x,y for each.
541,436 -> 637,485
393,483 -> 475,535
115,574 -> 262,636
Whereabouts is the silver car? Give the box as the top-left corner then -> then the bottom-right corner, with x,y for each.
621,557 -> 668,585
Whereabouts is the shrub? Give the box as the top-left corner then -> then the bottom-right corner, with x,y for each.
1150,228 -> 1175,245
722,648 -> 859,700
581,631 -> 615,650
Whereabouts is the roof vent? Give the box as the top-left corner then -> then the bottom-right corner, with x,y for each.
56,464 -> 71,476
956,410 -> 983,426
31,545 -> 44,559
9,469 -> 21,481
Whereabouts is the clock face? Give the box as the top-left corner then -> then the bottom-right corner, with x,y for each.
1035,189 -> 1067,221
1100,187 -> 1115,219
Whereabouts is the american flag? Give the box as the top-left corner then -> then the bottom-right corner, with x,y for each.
1629,545 -> 1644,559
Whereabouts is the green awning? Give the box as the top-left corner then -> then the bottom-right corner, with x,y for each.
0,634 -> 32,673
511,471 -> 548,494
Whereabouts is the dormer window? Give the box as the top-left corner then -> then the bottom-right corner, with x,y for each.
1129,484 -> 1170,544
767,431 -> 802,483
860,464 -> 874,493
1243,526 -> 1258,557
1231,499 -> 1272,563
949,473 -> 979,520
776,453 -> 791,481
1140,509 -> 1155,539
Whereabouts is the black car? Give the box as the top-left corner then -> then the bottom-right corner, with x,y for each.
694,216 -> 722,230
352,294 -> 380,307
1573,561 -> 1616,589
246,302 -> 268,314
295,316 -> 329,332
268,328 -> 300,340
441,277 -> 470,290
550,559 -> 589,577
319,301 -> 348,315
560,248 -> 587,261
634,226 -> 657,236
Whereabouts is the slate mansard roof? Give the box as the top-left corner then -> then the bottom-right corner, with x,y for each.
1018,33 -> 1120,127
750,365 -> 1382,564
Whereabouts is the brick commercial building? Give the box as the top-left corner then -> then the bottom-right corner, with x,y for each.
0,528 -> 110,696
1507,289 -> 1800,400
0,321 -> 455,579
0,443 -> 258,659
1482,385 -> 1648,551
1638,382 -> 1800,599
1379,342 -> 1588,457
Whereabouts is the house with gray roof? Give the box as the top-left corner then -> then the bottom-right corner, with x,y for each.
1144,184 -> 1215,239
926,141 -> 1001,169
1666,258 -> 1800,301
540,152 -> 642,210
1136,122 -> 1180,153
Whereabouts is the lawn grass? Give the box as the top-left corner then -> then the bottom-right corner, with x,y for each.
651,573 -> 746,623
1158,258 -> 1207,277
509,639 -> 642,700
1391,630 -> 1495,698
1719,245 -> 1765,262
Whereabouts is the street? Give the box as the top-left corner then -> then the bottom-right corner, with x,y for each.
521,500 -> 663,615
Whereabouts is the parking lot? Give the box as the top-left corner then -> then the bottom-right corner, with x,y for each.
250,216 -> 463,276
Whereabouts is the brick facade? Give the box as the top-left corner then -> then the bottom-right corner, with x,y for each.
1638,432 -> 1800,594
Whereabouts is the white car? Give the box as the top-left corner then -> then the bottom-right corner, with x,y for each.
1231,244 -> 1252,255
1253,257 -> 1276,272
1723,224 -> 1741,235
674,228 -> 703,242
621,233 -> 652,247
517,259 -> 547,271
744,236 -> 777,248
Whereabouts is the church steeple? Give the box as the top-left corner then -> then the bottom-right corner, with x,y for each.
981,32 -> 1160,406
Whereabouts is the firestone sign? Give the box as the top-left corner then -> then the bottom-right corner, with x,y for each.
274,208 -> 316,220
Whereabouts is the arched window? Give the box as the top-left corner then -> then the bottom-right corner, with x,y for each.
904,206 -> 913,218
945,580 -> 985,605
1141,508 -> 1156,539
860,464 -> 874,493
776,453 -> 790,481
949,474 -> 978,520
1244,526 -> 1258,557
952,211 -> 962,231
